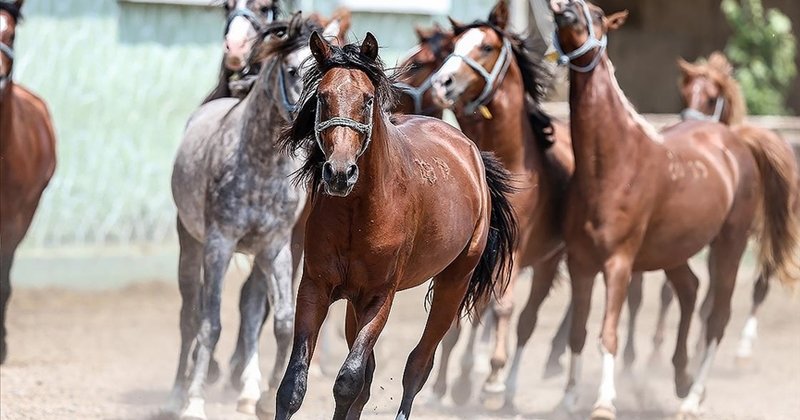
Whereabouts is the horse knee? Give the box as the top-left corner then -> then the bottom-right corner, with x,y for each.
273,310 -> 294,342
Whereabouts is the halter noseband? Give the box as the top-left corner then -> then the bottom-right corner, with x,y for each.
681,96 -> 725,122
552,0 -> 607,73
314,97 -> 375,159
444,36 -> 513,114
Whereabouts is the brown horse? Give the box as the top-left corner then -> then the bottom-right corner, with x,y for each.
0,0 -> 57,364
273,32 -> 517,420
429,0 -> 574,407
642,52 -> 800,364
393,23 -> 453,117
550,1 -> 800,418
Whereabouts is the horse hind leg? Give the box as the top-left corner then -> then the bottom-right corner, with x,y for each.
0,250 -> 14,365
651,280 -> 674,362
735,271 -> 769,364
396,265 -> 472,420
544,299 -> 572,378
450,319 -> 479,405
622,272 -> 644,370
663,263 -> 699,398
504,253 -> 561,409
480,263 -> 521,404
680,229 -> 748,417
255,243 -> 295,417
164,218 -> 203,416
561,260 -> 598,414
430,320 -> 460,401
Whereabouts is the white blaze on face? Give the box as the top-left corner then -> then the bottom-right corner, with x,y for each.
0,15 -> 8,33
437,28 -> 486,76
224,1 -> 257,69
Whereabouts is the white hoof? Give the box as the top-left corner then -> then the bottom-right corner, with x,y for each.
180,397 -> 206,420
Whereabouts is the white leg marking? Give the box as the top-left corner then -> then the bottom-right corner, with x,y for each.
180,397 -> 206,420
736,316 -> 758,359
594,344 -> 617,410
238,352 -> 262,402
562,352 -> 582,412
395,413 -> 408,420
680,339 -> 719,415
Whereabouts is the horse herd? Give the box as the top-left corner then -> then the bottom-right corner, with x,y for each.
1,1 -> 798,420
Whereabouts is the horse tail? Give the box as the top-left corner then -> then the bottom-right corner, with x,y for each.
460,152 -> 518,318
735,124 -> 800,287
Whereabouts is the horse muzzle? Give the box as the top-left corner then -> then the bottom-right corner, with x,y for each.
322,161 -> 359,197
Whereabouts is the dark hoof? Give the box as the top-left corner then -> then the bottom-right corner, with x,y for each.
675,374 -> 694,399
451,375 -> 473,405
542,359 -> 564,379
206,359 -> 220,384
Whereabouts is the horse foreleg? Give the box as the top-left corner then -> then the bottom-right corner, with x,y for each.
561,260 -> 597,413
255,244 -> 295,417
451,320 -> 478,404
182,230 -> 235,420
664,264 -> 699,399
275,278 -> 331,420
590,256 -> 633,420
0,251 -> 13,365
735,271 -> 770,363
230,268 -> 270,392
396,272 -> 469,420
332,291 -> 396,420
544,299 -> 572,378
164,219 -> 202,417
481,265 -> 519,399
651,280 -> 674,361
622,272 -> 643,370
504,254 -> 560,409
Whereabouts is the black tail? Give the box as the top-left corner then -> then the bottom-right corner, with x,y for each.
460,152 -> 518,318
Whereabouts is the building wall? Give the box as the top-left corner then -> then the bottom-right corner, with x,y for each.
594,0 -> 800,114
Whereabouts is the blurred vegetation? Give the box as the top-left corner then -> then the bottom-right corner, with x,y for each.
722,0 -> 797,115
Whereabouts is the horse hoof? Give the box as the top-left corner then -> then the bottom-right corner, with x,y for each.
675,374 -> 694,399
591,404 -> 616,420
207,359 -> 221,384
734,354 -> 754,370
255,392 -> 277,420
237,398 -> 257,415
451,376 -> 473,405
480,386 -> 505,411
431,381 -> 447,401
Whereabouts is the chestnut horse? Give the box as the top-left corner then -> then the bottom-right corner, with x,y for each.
641,52 -> 800,364
551,1 -> 800,418
274,32 -> 517,420
430,0 -> 574,407
0,0 -> 56,364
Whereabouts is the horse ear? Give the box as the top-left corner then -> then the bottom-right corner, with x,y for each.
309,31 -> 332,66
488,0 -> 509,30
361,32 -> 379,61
677,57 -> 700,79
287,12 -> 303,37
604,10 -> 628,31
414,25 -> 426,42
324,7 -> 351,46
14,0 -> 24,9
448,16 -> 466,32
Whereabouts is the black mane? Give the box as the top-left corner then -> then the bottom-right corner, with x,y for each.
0,2 -> 22,23
280,38 -> 400,190
454,20 -> 556,149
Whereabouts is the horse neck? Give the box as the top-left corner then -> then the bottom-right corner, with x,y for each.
237,60 -> 285,164
456,61 -> 531,169
345,112 -> 397,201
0,82 -> 14,153
569,56 -> 659,182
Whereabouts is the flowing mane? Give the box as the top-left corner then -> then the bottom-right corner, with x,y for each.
680,51 -> 747,125
280,38 -> 399,189
453,20 -> 555,148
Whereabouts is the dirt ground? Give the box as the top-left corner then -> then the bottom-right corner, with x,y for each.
1,256 -> 799,420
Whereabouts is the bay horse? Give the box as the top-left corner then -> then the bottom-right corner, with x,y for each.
393,23 -> 453,117
550,1 -> 800,418
636,52 -> 800,364
429,0 -> 574,407
274,31 -> 517,420
0,0 -> 57,364
167,14 -> 339,419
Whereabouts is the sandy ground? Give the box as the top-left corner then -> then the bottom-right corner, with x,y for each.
1,256 -> 799,420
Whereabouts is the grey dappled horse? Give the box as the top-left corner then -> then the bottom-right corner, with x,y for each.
166,15 -> 340,420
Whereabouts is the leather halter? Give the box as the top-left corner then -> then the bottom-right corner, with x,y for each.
681,97 -> 725,122
0,41 -> 13,90
225,6 -> 272,34
552,0 -> 607,73
314,97 -> 375,159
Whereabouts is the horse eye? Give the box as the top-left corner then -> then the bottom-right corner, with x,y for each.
287,67 -> 298,77
480,44 -> 494,53
260,6 -> 272,15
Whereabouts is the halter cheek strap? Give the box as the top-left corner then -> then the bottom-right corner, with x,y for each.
394,78 -> 434,115
552,0 -> 607,73
445,37 -> 513,114
0,42 -> 13,61
314,98 -> 375,159
680,96 -> 726,122
225,7 -> 270,34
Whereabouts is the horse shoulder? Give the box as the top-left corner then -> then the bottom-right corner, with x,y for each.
8,85 -> 57,183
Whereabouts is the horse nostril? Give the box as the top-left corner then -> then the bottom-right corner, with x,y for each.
346,164 -> 358,182
443,76 -> 454,87
322,162 -> 334,182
